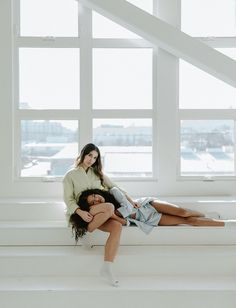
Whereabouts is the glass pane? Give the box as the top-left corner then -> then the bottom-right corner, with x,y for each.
19,48 -> 80,109
20,0 -> 78,37
179,59 -> 236,109
93,119 -> 152,177
93,49 -> 152,109
181,120 -> 234,176
93,0 -> 153,38
21,120 -> 78,177
181,0 -> 236,37
218,48 -> 236,61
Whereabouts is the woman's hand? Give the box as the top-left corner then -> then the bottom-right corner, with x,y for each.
76,208 -> 93,222
132,201 -> 140,208
125,194 -> 140,208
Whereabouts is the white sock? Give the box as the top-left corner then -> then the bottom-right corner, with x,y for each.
100,261 -> 119,287
224,220 -> 236,227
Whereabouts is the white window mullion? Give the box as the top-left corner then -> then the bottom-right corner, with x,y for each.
15,37 -> 80,48
152,47 -> 158,179
156,0 -> 180,191
234,119 -> 236,175
12,1 -> 21,179
79,4 -> 93,148
93,38 -> 153,48
92,109 -> 153,118
179,109 -> 236,120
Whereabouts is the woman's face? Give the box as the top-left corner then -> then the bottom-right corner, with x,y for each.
82,150 -> 98,169
87,194 -> 105,206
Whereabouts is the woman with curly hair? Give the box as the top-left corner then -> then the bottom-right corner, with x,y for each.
69,188 -> 127,241
70,187 -> 233,241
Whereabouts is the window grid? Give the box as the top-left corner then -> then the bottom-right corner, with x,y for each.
14,0 -> 157,181
178,0 -> 236,179
13,0 -> 236,182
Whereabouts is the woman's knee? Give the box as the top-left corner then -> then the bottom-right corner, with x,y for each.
177,208 -> 190,217
109,220 -> 122,234
104,202 -> 115,216
186,216 -> 198,225
89,202 -> 114,216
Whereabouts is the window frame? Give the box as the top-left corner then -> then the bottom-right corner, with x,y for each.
13,0 -> 158,182
178,5 -> 236,180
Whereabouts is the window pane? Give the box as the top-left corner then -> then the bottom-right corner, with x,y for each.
93,0 -> 153,38
20,0 -> 78,37
93,49 -> 152,109
179,59 -> 236,109
181,120 -> 234,176
19,48 -> 80,109
181,0 -> 236,37
93,119 -> 152,177
21,120 -> 78,177
218,48 -> 236,61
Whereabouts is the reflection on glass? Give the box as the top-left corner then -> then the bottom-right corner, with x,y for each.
21,120 -> 78,177
93,0 -> 153,38
20,0 -> 78,37
181,0 -> 236,37
93,49 -> 152,109
181,120 -> 234,176
19,48 -> 80,109
179,60 -> 236,109
93,119 -> 152,177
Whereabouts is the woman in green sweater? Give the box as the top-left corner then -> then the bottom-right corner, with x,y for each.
63,143 -> 129,287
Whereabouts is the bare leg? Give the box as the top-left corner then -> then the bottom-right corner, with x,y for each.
98,219 -> 122,287
98,219 -> 122,262
151,200 -> 205,218
87,203 -> 114,232
159,214 -> 224,226
111,213 -> 127,225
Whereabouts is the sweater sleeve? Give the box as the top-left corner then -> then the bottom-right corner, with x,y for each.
63,174 -> 79,215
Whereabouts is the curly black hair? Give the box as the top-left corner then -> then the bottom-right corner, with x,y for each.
69,189 -> 121,242
69,213 -> 88,242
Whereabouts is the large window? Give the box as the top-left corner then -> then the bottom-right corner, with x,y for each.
14,0 -> 155,180
179,0 -> 236,178
21,120 -> 78,177
180,120 -> 234,176
93,119 -> 152,177
20,0 -> 78,37
93,49 -> 152,109
19,48 -> 80,109
93,0 -> 153,38
10,0 -> 236,197
181,0 -> 236,37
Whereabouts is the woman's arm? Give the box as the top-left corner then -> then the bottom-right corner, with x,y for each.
75,207 -> 93,222
63,175 -> 79,214
111,213 -> 127,225
63,174 -> 93,222
124,194 -> 140,208
103,174 -> 139,208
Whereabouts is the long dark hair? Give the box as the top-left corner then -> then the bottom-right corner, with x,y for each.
75,143 -> 104,186
69,189 -> 120,242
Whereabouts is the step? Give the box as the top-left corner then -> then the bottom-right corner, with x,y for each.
0,276 -> 236,308
0,200 -> 65,221
0,198 -> 236,221
0,221 -> 235,245
0,246 -> 236,277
